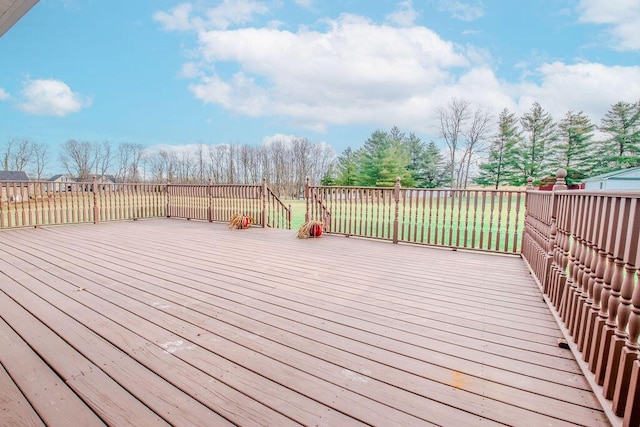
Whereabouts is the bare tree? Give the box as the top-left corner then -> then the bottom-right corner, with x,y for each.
116,142 -> 145,182
129,143 -> 144,182
459,107 -> 492,189
9,138 -> 35,171
32,143 -> 48,180
94,141 -> 113,177
196,143 -> 205,182
1,138 -> 13,170
60,139 -> 95,180
438,98 -> 470,188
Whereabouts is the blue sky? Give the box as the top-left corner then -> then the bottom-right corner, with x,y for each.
1,0 -> 639,173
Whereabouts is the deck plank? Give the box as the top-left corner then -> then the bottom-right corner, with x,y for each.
0,317 -> 105,427
0,361 -> 45,427
0,289 -> 169,427
0,220 -> 611,426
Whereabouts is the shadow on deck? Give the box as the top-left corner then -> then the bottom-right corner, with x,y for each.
0,219 -> 609,426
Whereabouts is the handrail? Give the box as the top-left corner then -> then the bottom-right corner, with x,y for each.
304,177 -> 332,231
305,177 -> 524,253
263,179 -> 291,229
167,180 -> 291,229
0,179 -> 290,230
0,179 -> 167,227
521,170 -> 640,426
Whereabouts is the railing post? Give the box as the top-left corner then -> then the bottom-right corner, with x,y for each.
166,179 -> 171,218
208,179 -> 213,222
262,177 -> 267,228
546,169 -> 567,292
393,177 -> 400,244
288,204 -> 292,230
304,177 -> 310,223
92,176 -> 98,224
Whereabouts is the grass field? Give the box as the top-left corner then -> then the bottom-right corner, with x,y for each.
290,192 -> 526,253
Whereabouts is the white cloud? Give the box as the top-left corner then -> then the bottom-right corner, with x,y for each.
153,3 -> 194,31
578,0 -> 640,51
185,13 -> 468,131
156,5 -> 639,137
17,78 -> 92,116
293,0 -> 314,8
511,62 -> 640,121
154,0 -> 269,31
386,0 -> 419,27
434,0 -> 484,22
0,88 -> 10,101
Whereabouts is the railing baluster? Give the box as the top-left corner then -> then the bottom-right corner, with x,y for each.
583,197 -> 607,360
603,197 -> 633,398
611,198 -> 639,415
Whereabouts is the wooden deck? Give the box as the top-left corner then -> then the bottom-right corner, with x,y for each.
0,219 -> 609,426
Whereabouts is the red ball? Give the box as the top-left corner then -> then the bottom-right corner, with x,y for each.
241,216 -> 250,229
310,223 -> 322,237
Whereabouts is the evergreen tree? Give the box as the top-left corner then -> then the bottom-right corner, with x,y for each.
475,108 -> 520,188
597,100 -> 640,173
358,129 -> 413,187
420,141 -> 447,188
550,110 -> 595,184
335,147 -> 359,186
404,133 -> 426,184
320,163 -> 337,186
516,102 -> 557,184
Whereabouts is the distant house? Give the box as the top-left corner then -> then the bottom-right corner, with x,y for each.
0,170 -> 30,202
583,167 -> 640,190
47,174 -> 73,192
82,174 -> 117,184
0,170 -> 29,181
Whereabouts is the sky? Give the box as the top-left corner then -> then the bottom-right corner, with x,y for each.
1,0 -> 639,173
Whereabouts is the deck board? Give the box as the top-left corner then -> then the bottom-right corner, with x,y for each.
0,219 -> 610,426
0,317 -> 106,427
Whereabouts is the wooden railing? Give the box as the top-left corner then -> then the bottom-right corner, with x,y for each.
522,169 -> 640,427
305,178 -> 525,253
0,179 -> 291,229
0,179 -> 166,227
167,179 -> 291,229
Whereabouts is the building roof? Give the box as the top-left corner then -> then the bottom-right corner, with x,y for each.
0,0 -> 38,38
83,174 -> 117,183
0,170 -> 29,181
583,166 -> 640,182
48,174 -> 66,181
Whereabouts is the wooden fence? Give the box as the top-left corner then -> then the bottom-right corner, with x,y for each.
305,177 -> 525,253
522,169 -> 640,427
167,179 -> 291,229
0,179 -> 291,230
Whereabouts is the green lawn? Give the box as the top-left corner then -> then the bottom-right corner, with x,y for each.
288,193 -> 526,253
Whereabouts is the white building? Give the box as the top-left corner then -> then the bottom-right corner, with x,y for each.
583,167 -> 640,190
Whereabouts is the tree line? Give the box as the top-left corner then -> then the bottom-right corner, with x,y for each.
476,100 -> 640,188
3,98 -> 638,193
328,98 -> 640,189
328,127 -> 447,188
0,136 -> 335,199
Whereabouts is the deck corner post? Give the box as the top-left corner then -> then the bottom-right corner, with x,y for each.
92,176 -> 99,224
304,176 -> 310,223
393,177 -> 401,244
262,177 -> 267,228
